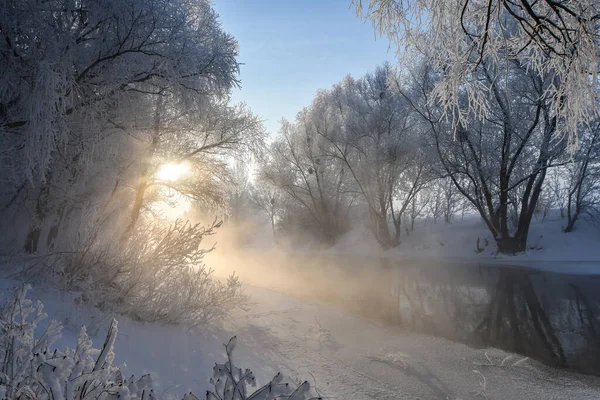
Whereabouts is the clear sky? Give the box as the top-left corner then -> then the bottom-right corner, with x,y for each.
212,0 -> 396,136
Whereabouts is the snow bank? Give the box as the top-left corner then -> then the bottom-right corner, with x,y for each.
265,212 -> 600,274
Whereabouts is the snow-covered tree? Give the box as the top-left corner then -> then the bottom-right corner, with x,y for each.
563,122 -> 600,232
0,0 -> 265,256
0,0 -> 253,254
0,0 -> 264,329
316,65 -> 432,248
354,0 -> 600,152
408,57 -> 567,253
259,117 -> 354,246
121,93 -> 264,239
259,64 -> 435,249
1,0 -> 239,183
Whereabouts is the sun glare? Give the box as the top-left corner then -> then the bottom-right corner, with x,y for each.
156,162 -> 190,182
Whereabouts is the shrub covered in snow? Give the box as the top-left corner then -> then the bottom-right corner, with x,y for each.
52,219 -> 247,329
0,285 -> 317,400
207,336 -> 320,400
0,285 -> 154,399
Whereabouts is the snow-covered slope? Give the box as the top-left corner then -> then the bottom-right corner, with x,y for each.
10,280 -> 600,399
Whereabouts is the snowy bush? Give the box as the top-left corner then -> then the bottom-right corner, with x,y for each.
53,219 -> 247,329
207,336 -> 320,400
0,285 -> 154,399
0,286 -> 317,400
112,219 -> 247,328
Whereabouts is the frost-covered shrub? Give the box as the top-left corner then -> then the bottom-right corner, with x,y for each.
0,285 -> 154,399
0,286 -> 317,400
207,336 -> 320,400
114,220 -> 247,328
118,221 -> 246,327
57,219 -> 247,329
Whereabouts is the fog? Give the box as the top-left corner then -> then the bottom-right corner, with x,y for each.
205,238 -> 400,324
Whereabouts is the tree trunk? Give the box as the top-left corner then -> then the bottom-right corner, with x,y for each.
24,178 -> 51,254
122,180 -> 149,239
371,213 -> 394,249
121,96 -> 162,241
45,204 -> 67,250
24,227 -> 42,254
496,233 -> 527,254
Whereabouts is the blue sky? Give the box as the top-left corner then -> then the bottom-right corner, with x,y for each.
212,0 -> 395,136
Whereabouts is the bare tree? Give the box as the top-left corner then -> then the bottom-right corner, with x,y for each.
425,184 -> 444,224
406,191 -> 430,233
249,182 -> 284,246
425,177 -> 463,224
546,167 -> 570,218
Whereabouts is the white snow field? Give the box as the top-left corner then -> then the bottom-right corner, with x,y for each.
12,280 -> 600,400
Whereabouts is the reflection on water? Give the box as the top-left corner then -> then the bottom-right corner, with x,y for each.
392,262 -> 600,375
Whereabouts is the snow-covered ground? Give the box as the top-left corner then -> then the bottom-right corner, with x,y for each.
13,281 -> 600,400
225,211 -> 600,274
325,212 -> 600,274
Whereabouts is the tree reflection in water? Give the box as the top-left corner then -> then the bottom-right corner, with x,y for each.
393,263 -> 600,375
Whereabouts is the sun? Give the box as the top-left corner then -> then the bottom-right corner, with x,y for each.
153,161 -> 192,218
156,162 -> 190,181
